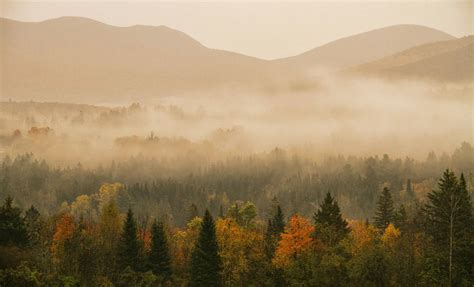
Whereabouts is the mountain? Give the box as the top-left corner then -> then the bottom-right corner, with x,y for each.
277,25 -> 455,70
0,17 -> 465,103
0,17 -> 305,103
347,36 -> 474,82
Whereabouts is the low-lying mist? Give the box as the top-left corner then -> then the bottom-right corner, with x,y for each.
0,76 -> 472,166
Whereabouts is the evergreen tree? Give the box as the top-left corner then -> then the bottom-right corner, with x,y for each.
264,204 -> 286,259
0,196 -> 28,246
313,192 -> 349,246
374,187 -> 394,231
406,179 -> 415,199
271,205 -> 285,236
149,220 -> 172,282
117,208 -> 141,271
189,209 -> 222,287
24,205 -> 41,246
393,204 -> 408,231
423,170 -> 473,286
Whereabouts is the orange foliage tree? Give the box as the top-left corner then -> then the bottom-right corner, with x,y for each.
51,213 -> 76,264
273,214 -> 315,268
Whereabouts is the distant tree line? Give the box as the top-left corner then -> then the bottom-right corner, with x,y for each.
0,142 -> 472,228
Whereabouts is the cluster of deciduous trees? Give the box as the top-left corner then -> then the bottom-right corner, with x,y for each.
0,169 -> 472,286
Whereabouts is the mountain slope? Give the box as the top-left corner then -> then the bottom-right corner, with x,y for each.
349,36 -> 474,82
277,25 -> 454,70
0,17 -> 302,102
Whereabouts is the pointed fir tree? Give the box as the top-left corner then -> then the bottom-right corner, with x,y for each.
149,220 -> 172,282
423,170 -> 473,286
271,205 -> 285,236
264,205 -> 286,258
374,187 -> 394,231
24,205 -> 41,246
406,179 -> 415,199
117,208 -> 141,271
189,209 -> 222,287
0,196 -> 28,246
393,204 -> 408,231
313,192 -> 349,246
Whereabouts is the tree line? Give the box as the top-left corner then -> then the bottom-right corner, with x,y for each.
0,142 -> 472,226
0,169 -> 472,286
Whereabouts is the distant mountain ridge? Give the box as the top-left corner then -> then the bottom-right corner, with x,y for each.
1,17 -> 300,102
0,17 -> 469,102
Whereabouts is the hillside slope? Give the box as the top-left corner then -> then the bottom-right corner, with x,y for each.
349,36 -> 474,82
277,25 -> 454,70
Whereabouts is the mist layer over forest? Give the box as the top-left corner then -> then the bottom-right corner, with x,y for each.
0,77 -> 472,166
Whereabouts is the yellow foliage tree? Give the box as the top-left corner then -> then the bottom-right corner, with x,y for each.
347,221 -> 379,255
216,218 -> 265,285
172,217 -> 202,275
381,223 -> 401,248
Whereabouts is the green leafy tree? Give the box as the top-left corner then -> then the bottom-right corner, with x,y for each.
374,188 -> 394,231
313,192 -> 349,246
149,220 -> 172,282
189,209 -> 222,287
349,246 -> 389,287
117,208 -> 141,272
423,170 -> 473,286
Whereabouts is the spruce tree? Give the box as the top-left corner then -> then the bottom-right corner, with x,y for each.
313,192 -> 349,246
149,220 -> 172,282
189,209 -> 222,287
406,179 -> 415,199
374,187 -> 394,231
271,205 -> 285,236
393,204 -> 408,231
0,196 -> 28,246
265,205 -> 285,258
423,170 -> 473,286
117,208 -> 141,271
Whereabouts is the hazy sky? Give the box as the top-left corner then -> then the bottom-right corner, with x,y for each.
2,1 -> 473,59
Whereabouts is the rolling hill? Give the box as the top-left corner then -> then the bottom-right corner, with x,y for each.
348,36 -> 474,82
276,25 -> 454,70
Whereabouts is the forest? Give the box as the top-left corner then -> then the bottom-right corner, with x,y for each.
0,142 -> 472,286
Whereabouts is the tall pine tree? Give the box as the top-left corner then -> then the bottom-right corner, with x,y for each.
189,209 -> 222,287
423,170 -> 473,286
313,192 -> 349,246
374,187 -> 394,231
149,220 -> 172,282
117,208 -> 141,271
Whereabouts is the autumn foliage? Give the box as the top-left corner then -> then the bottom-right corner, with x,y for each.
273,214 -> 315,268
